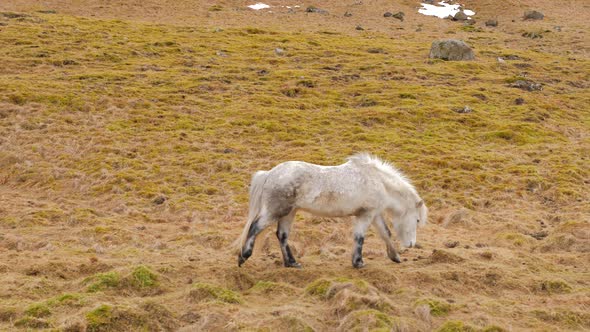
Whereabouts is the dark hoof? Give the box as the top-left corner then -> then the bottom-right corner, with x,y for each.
285,262 -> 302,269
387,248 -> 401,263
352,260 -> 365,269
390,254 -> 401,264
238,255 -> 246,267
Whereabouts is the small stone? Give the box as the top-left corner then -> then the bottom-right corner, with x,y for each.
529,231 -> 548,240
274,48 -> 285,56
216,50 -> 228,57
522,31 -> 543,39
515,98 -> 525,105
384,12 -> 393,17
344,11 -> 352,17
153,196 -> 166,205
306,6 -> 327,14
454,106 -> 473,114
355,25 -> 364,31
497,57 -> 506,64
485,19 -> 498,27
553,26 -> 562,32
524,10 -> 544,20
444,241 -> 460,248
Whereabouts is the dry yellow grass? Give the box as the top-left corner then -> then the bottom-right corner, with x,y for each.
0,1 -> 589,331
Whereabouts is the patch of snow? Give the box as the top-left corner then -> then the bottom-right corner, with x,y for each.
418,1 -> 475,19
248,3 -> 270,10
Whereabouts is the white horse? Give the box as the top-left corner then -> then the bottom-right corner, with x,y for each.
237,153 -> 428,268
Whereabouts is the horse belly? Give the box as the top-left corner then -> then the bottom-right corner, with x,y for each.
297,191 -> 369,217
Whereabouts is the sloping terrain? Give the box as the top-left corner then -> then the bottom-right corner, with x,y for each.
0,1 -> 589,331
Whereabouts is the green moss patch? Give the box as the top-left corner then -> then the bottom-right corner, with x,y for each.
86,272 -> 121,292
189,283 -> 243,304
436,320 -> 477,332
415,298 -> 452,317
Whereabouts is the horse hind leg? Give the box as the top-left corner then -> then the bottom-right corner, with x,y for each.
276,210 -> 301,268
373,215 -> 401,264
238,214 -> 275,267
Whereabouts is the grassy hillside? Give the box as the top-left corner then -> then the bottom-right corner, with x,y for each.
0,10 -> 589,331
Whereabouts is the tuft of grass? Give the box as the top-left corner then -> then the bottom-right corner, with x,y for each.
129,265 -> 159,289
305,279 -> 332,298
24,303 -> 51,318
305,278 -> 369,299
436,320 -> 477,332
189,283 -> 243,304
248,281 -> 296,295
429,249 -> 465,264
86,305 -> 113,330
415,298 -> 452,317
532,309 -> 590,329
0,307 -> 17,322
539,279 -> 573,294
14,317 -> 51,329
340,309 -> 402,331
86,272 -> 121,292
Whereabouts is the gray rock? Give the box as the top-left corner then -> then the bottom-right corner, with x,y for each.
392,11 -> 405,21
306,6 -> 328,14
344,11 -> 352,17
485,19 -> 498,27
355,25 -> 364,31
509,80 -> 542,91
274,48 -> 285,56
454,106 -> 473,114
384,12 -> 393,17
522,31 -> 543,39
429,39 -> 475,61
452,11 -> 469,21
524,10 -> 544,20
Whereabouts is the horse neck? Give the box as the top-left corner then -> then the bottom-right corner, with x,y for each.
385,184 -> 418,215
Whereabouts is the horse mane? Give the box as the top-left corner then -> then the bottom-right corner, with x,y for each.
347,153 -> 419,200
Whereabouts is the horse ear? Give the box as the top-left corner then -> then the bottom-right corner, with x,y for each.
415,200 -> 424,208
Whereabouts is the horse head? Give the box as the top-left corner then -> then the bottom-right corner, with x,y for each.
393,199 -> 428,248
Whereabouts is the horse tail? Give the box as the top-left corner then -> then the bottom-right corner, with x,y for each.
235,170 -> 269,253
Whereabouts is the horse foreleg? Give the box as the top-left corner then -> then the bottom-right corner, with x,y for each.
373,215 -> 401,264
352,214 -> 373,268
238,215 -> 274,267
276,211 -> 301,268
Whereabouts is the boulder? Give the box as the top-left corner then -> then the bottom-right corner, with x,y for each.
429,39 -> 475,61
452,11 -> 468,21
524,10 -> 544,20
392,11 -> 405,21
485,19 -> 498,27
